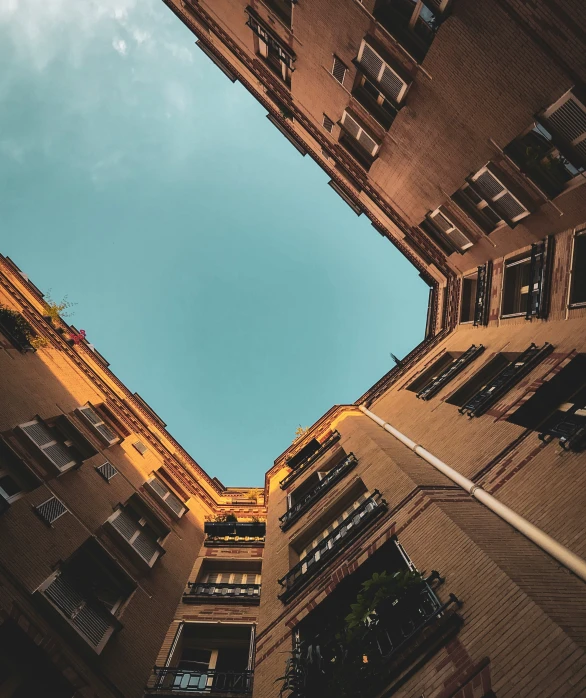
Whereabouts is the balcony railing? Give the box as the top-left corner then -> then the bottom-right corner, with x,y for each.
204,521 -> 266,546
294,577 -> 461,698
183,582 -> 261,604
459,342 -> 553,417
278,492 -> 387,603
539,406 -> 586,451
151,668 -> 253,694
416,345 -> 485,401
280,431 -> 341,489
279,454 -> 358,531
473,263 -> 491,327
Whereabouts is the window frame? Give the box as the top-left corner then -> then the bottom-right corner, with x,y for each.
569,229 -> 586,308
0,467 -> 24,504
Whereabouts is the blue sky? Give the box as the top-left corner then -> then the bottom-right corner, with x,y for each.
0,0 -> 428,485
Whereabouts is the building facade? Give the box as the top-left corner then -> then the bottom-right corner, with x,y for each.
0,1 -> 585,696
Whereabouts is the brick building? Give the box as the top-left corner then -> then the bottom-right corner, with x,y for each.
1,0 -> 586,696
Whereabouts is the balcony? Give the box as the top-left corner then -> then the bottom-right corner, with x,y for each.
183,582 -> 261,605
373,0 -> 441,62
416,345 -> 485,401
539,403 -> 586,451
204,521 -> 266,546
279,454 -> 358,531
0,306 -> 35,352
278,491 -> 387,603
280,431 -> 340,489
150,668 -> 253,695
459,342 -> 553,417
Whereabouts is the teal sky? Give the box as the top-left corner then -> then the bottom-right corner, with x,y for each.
0,0 -> 428,485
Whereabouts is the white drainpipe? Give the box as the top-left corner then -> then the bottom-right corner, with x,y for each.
359,405 -> 586,583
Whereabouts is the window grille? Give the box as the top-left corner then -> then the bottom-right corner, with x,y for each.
322,114 -> 334,133
20,420 -> 76,471
357,40 -> 408,103
332,56 -> 347,84
36,496 -> 67,524
470,167 -> 529,223
96,462 -> 118,482
78,405 -> 118,445
429,209 -> 473,251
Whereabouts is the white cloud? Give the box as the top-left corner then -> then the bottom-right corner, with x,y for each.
132,27 -> 149,44
112,37 -> 127,55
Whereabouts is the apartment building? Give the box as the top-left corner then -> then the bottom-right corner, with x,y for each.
162,0 -> 586,336
0,256 -> 266,698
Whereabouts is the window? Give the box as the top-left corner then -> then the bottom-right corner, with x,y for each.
340,110 -> 380,157
407,352 -> 456,393
356,40 -> 409,104
470,166 -> 529,225
502,241 -> 550,319
107,496 -> 167,568
35,496 -> 68,525
452,184 -> 504,234
0,438 -> 40,510
38,540 -> 133,653
540,90 -> 586,166
263,0 -> 294,28
96,461 -> 118,482
373,0 -> 444,61
203,571 -> 261,585
427,209 -> 474,252
77,404 -> 119,446
570,230 -> 586,306
145,475 -> 187,519
508,355 -> 586,449
0,468 -> 23,504
322,114 -> 335,133
19,419 -> 79,472
246,8 -> 295,84
456,343 -> 553,417
504,122 -> 584,199
460,275 -> 477,323
331,55 -> 347,85
133,440 -> 148,455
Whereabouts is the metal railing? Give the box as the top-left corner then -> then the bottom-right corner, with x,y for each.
460,342 -> 553,417
473,263 -> 491,327
416,345 -> 484,401
280,431 -> 341,489
184,582 -> 261,602
278,492 -> 387,603
279,454 -> 358,531
203,521 -> 266,545
152,667 -> 253,694
539,407 -> 586,451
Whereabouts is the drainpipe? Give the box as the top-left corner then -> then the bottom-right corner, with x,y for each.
359,405 -> 586,583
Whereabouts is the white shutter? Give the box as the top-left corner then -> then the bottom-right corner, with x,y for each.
109,509 -> 160,565
358,41 -> 408,103
78,405 -> 118,445
341,111 -> 380,156
430,209 -> 473,251
542,92 -> 586,162
471,167 -> 528,223
146,477 -> 186,518
20,420 -> 76,471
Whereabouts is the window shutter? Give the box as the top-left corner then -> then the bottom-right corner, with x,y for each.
358,41 -> 408,103
147,477 -> 186,517
110,509 -> 159,564
471,168 -> 528,222
110,509 -> 139,542
542,92 -> 586,162
96,462 -> 118,481
341,111 -> 379,156
430,209 -> 473,251
79,406 -> 118,445
332,56 -> 347,84
21,421 -> 76,470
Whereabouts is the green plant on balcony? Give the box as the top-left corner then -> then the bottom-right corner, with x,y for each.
277,569 -> 427,698
43,291 -> 76,325
215,513 -> 238,522
0,305 -> 47,350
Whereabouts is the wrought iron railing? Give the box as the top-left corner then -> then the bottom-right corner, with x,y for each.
473,263 -> 491,327
525,240 -> 546,320
278,492 -> 387,603
416,345 -> 484,401
291,578 -> 461,698
459,342 -> 553,417
280,431 -> 341,489
184,582 -> 261,603
539,406 -> 586,451
279,454 -> 358,531
151,667 -> 253,694
204,521 -> 266,545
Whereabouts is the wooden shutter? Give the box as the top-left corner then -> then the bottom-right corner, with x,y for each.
542,92 -> 586,163
78,405 -> 118,445
110,509 -> 160,565
21,420 -> 76,470
358,41 -> 408,103
147,477 -> 186,517
341,111 -> 379,156
332,56 -> 347,84
429,209 -> 473,251
471,167 -> 528,223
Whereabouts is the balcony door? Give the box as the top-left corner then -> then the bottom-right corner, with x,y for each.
173,648 -> 218,691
